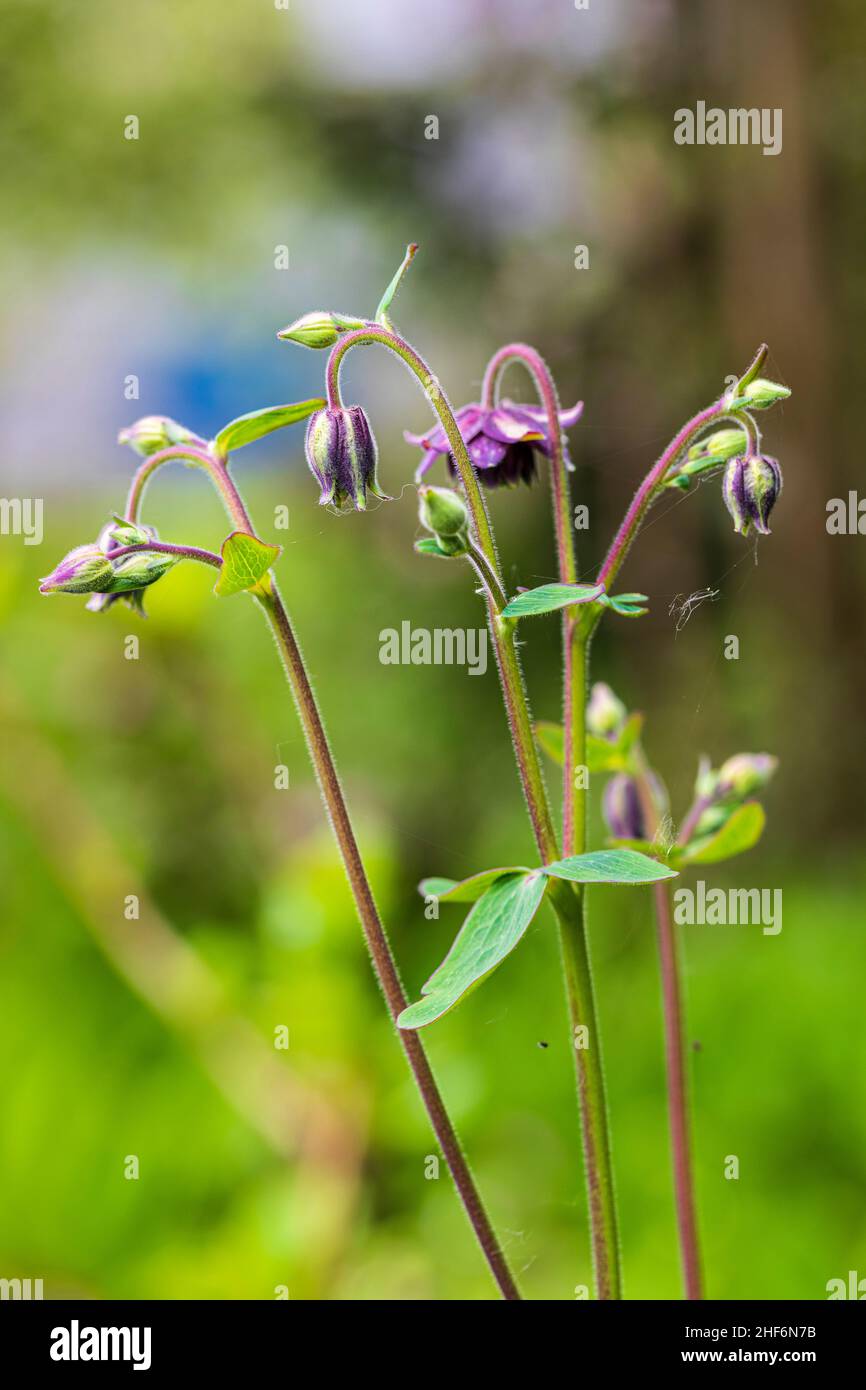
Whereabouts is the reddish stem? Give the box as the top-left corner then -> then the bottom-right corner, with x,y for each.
653,881 -> 703,1300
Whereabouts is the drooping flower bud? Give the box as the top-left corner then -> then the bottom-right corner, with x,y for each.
277,311 -> 366,350
587,682 -> 628,739
417,485 -> 469,556
305,405 -> 389,511
39,545 -> 115,594
715,753 -> 778,801
603,774 -> 646,840
722,454 -> 782,536
118,416 -> 199,457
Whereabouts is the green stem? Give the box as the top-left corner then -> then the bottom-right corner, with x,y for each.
482,345 -> 622,1300
326,326 -> 555,858
124,444 -> 521,1301
327,327 -> 624,1296
632,758 -> 703,1299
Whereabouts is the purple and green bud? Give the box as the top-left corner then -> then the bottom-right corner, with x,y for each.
39,544 -> 115,595
587,682 -> 628,740
118,416 -> 199,457
305,405 -> 389,511
722,454 -> 782,536
715,753 -> 778,801
41,519 -> 177,614
603,774 -> 646,840
277,311 -> 366,350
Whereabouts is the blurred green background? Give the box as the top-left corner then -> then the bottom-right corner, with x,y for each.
1,0 -> 864,1300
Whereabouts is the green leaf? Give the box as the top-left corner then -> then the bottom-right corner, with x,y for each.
214,531 -> 281,597
375,242 -> 418,327
543,848 -> 677,884
598,591 -> 649,618
398,871 -> 548,1029
535,721 -> 564,765
502,582 -> 605,619
414,536 -> 464,559
535,713 -> 644,773
419,867 -> 530,904
213,399 -> 325,456
681,801 -> 766,865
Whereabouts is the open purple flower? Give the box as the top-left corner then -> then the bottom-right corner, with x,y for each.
405,398 -> 583,489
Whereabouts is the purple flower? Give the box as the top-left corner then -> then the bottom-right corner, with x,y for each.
602,774 -> 646,841
405,398 -> 583,490
305,405 -> 390,511
722,454 -> 782,536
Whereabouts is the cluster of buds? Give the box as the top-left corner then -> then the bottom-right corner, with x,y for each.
40,518 -> 176,615
691,751 -> 778,839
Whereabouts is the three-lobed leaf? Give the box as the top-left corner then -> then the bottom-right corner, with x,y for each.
213,399 -> 325,456
502,582 -> 605,620
214,531 -> 281,597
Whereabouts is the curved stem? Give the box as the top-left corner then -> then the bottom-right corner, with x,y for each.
653,881 -> 703,1300
124,444 -> 251,533
325,326 -> 558,859
595,400 -> 725,595
108,541 -> 223,570
482,344 -> 622,1299
481,343 -> 582,848
325,327 -> 625,1295
125,442 -> 520,1300
466,543 -> 508,611
326,327 -> 501,580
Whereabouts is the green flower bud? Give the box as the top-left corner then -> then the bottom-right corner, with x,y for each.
738,378 -> 791,410
118,416 -> 198,457
277,311 -> 366,350
106,551 -> 178,593
685,428 -> 748,468
419,485 -> 468,538
586,682 -> 628,739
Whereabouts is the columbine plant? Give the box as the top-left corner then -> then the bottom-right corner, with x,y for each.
41,245 -> 788,1301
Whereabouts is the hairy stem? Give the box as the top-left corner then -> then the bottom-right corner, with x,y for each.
125,443 -> 521,1301
325,327 -> 556,859
107,541 -> 223,569
653,880 -> 703,1300
483,344 -> 622,1300
595,401 -> 725,595
632,759 -> 703,1299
